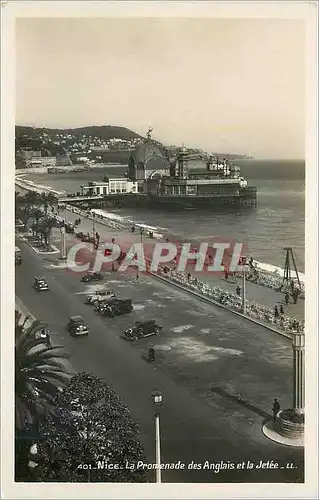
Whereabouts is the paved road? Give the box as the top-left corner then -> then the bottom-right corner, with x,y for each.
15,236 -> 304,483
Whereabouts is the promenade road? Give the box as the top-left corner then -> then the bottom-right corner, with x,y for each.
15,234 -> 304,483
53,206 -> 304,322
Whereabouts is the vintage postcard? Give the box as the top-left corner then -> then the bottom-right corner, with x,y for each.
1,1 -> 318,498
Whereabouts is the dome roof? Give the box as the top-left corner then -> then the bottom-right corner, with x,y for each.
132,141 -> 167,165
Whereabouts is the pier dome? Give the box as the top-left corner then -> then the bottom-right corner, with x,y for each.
128,140 -> 170,181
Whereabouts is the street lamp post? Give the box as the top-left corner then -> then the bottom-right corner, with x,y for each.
92,212 -> 96,234
140,226 -> 144,246
60,226 -> 66,260
292,332 -> 305,414
241,256 -> 247,314
151,391 -> 163,483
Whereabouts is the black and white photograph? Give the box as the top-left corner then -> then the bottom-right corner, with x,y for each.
1,1 -> 318,498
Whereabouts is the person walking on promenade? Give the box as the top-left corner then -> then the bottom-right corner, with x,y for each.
280,305 -> 284,316
285,292 -> 290,305
292,289 -> 299,304
224,268 -> 229,281
272,398 -> 280,420
274,305 -> 279,321
236,285 -> 241,296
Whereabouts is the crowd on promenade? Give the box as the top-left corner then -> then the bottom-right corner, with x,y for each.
156,265 -> 304,335
244,266 -> 305,300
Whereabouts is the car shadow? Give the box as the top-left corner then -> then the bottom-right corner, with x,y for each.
211,386 -> 272,419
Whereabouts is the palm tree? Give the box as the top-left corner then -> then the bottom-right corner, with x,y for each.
24,191 -> 41,222
38,216 -> 58,249
40,193 -> 57,217
15,319 -> 72,432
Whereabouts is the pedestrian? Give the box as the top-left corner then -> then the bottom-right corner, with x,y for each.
274,305 -> 279,320
292,289 -> 298,304
236,285 -> 241,296
148,345 -> 155,362
249,257 -> 254,268
280,305 -> 284,316
46,331 -> 52,348
224,269 -> 229,281
272,398 -> 280,420
187,272 -> 191,282
112,237 -> 115,244
284,292 -> 290,305
131,225 -> 135,233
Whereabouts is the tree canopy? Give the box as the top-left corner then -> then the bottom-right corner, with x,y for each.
35,373 -> 147,482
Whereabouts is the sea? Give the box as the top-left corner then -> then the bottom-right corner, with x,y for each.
21,159 -> 305,272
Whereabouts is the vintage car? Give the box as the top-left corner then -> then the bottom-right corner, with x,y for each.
81,271 -> 103,283
67,316 -> 89,336
99,299 -> 133,317
33,276 -> 49,291
124,320 -> 163,342
85,290 -> 116,305
15,246 -> 22,265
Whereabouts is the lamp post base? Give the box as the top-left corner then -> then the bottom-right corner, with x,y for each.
262,410 -> 304,447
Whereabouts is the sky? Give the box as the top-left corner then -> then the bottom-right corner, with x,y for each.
16,17 -> 305,159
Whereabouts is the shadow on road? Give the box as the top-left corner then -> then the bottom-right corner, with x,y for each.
211,386 -> 272,419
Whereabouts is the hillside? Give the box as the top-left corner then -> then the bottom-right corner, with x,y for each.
15,125 -> 143,142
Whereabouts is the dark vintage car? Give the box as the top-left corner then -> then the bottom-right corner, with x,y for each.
99,299 -> 133,317
81,271 -> 103,283
67,315 -> 89,336
124,320 -> 162,342
33,277 -> 49,291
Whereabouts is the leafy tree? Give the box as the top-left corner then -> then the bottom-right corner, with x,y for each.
35,373 -> 147,482
40,192 -> 57,217
15,319 -> 72,432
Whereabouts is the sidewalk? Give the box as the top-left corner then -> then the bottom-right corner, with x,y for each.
15,296 -> 35,327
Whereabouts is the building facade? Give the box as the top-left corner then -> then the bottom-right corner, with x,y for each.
127,140 -> 170,182
80,178 -> 138,196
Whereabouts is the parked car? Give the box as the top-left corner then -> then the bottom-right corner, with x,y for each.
33,276 -> 49,291
81,271 -> 103,283
99,299 -> 133,317
15,246 -> 22,265
124,320 -> 162,342
85,290 -> 115,305
67,316 -> 89,336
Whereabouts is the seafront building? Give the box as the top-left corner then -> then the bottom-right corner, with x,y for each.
80,178 -> 138,196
